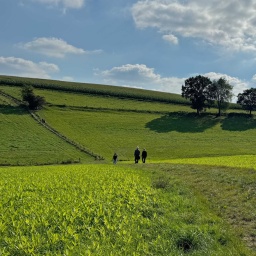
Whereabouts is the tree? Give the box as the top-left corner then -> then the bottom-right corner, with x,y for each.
21,85 -> 34,102
207,77 -> 233,116
21,85 -> 46,110
181,75 -> 212,115
237,88 -> 256,115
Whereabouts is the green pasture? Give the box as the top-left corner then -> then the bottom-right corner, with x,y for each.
0,81 -> 255,165
0,85 -> 191,113
39,105 -> 256,162
0,75 -> 189,105
0,164 -> 250,255
0,94 -> 15,106
0,104 -> 94,165
143,163 -> 256,253
0,85 -> 242,114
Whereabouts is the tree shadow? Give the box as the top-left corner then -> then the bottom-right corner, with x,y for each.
0,105 -> 27,115
221,113 -> 256,131
145,112 -> 220,133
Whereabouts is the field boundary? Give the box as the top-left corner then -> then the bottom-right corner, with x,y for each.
30,111 -> 104,160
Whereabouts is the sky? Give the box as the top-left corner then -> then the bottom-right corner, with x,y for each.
1,0 -> 256,101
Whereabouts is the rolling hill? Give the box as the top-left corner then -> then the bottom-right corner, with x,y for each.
0,75 -> 254,165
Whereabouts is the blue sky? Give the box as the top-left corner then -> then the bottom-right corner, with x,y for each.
1,0 -> 256,100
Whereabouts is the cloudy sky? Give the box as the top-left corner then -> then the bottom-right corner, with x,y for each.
1,0 -> 256,100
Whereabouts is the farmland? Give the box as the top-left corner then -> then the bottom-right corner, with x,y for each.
0,164 -> 251,255
0,75 -> 256,255
1,79 -> 254,163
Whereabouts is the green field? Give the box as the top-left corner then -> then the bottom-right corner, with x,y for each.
0,164 -> 251,255
39,106 -> 256,162
0,104 -> 95,165
2,83 -> 254,162
0,76 -> 256,254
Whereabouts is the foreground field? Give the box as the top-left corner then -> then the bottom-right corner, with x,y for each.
144,163 -> 256,253
0,164 -> 250,255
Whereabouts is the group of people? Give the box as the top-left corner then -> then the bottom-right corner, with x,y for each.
134,146 -> 147,164
112,147 -> 147,164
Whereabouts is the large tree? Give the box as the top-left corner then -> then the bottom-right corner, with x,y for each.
237,88 -> 256,115
181,75 -> 212,115
207,77 -> 233,116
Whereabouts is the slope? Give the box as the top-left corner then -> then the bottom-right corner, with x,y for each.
0,93 -> 95,165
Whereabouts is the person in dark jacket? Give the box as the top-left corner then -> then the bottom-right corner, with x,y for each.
134,146 -> 140,163
142,148 -> 147,163
112,153 -> 118,164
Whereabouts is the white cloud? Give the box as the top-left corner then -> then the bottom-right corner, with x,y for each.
162,34 -> 178,45
100,64 -> 160,83
19,37 -> 88,58
132,0 -> 256,53
28,0 -> 85,9
0,57 -> 59,78
97,64 -> 185,94
252,74 -> 256,82
97,64 -> 252,102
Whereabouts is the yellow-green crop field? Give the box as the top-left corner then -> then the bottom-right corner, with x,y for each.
165,154 -> 256,170
0,164 -> 250,255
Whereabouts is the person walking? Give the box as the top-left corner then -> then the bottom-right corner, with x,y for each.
142,148 -> 147,163
112,153 -> 118,164
134,146 -> 140,163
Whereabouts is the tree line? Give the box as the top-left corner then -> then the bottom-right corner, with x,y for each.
182,75 -> 256,116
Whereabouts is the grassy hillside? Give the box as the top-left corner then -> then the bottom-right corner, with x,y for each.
39,106 -> 256,162
0,76 -> 254,164
0,75 -> 190,105
0,101 -> 95,165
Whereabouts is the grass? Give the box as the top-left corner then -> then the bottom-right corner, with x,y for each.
142,163 -> 256,253
0,75 -> 190,105
0,104 -> 94,165
0,85 -> 192,113
0,76 -> 255,254
2,82 -> 253,164
38,106 -> 256,162
165,154 -> 256,169
0,164 -> 250,255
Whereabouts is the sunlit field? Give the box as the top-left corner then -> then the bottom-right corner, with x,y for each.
0,164 -> 250,255
163,154 -> 256,170
0,77 -> 256,254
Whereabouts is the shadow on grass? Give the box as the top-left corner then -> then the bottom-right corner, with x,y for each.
0,105 -> 27,115
145,112 -> 220,133
221,113 -> 256,131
